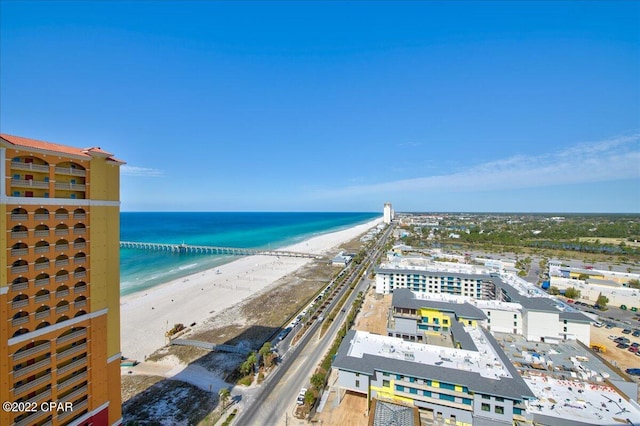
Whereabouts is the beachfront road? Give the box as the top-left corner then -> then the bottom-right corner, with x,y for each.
235,223 -> 393,426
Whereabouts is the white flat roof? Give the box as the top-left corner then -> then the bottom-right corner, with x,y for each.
347,330 -> 512,380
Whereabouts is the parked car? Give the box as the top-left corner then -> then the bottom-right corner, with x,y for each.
296,388 -> 308,405
594,322 -> 604,328
606,323 -> 615,329
626,368 -> 640,376
617,343 -> 630,349
628,346 -> 639,353
621,305 -> 628,310
631,307 -> 638,312
622,329 -> 632,334
567,299 -> 574,304
633,330 -> 640,337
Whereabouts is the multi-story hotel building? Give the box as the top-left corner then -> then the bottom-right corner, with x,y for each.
0,134 -> 123,426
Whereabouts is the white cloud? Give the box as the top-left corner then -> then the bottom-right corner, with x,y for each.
313,133 -> 640,198
121,165 -> 164,177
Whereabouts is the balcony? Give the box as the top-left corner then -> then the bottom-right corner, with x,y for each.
54,229 -> 69,236
35,310 -> 51,320
14,409 -> 48,426
54,213 -> 69,220
74,257 -> 86,265
57,328 -> 87,345
74,285 -> 87,294
12,299 -> 29,310
35,262 -> 50,271
11,179 -> 50,189
11,248 -> 29,256
74,242 -> 86,249
11,213 -> 28,221
73,213 -> 86,220
55,274 -> 69,283
35,277 -> 50,287
12,372 -> 52,396
12,162 -> 50,172
25,388 -> 52,405
11,265 -> 29,274
55,182 -> 86,191
55,244 -> 69,252
55,166 -> 86,177
58,398 -> 88,421
34,246 -> 50,254
55,305 -> 70,314
11,281 -> 29,291
57,371 -> 88,392
56,290 -> 69,298
34,229 -> 50,237
11,231 -> 29,239
74,271 -> 87,279
59,384 -> 88,403
12,316 -> 30,327
34,213 -> 49,221
56,342 -> 87,360
73,228 -> 87,235
13,342 -> 51,362
57,357 -> 87,376
13,357 -> 52,379
35,294 -> 50,304
55,259 -> 69,268
74,300 -> 87,309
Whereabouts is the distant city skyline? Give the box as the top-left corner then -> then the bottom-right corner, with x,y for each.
1,1 -> 638,213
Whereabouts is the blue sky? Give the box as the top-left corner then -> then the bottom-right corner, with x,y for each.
1,1 -> 638,213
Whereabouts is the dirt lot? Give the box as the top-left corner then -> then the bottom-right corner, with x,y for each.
354,287 -> 392,335
591,325 -> 640,378
314,387 -> 368,426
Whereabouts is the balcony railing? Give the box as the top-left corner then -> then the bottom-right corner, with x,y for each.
11,179 -> 50,189
56,357 -> 87,376
59,384 -> 88,403
73,213 -> 86,220
55,274 -> 69,283
11,265 -> 29,274
35,293 -> 50,303
11,248 -> 29,256
11,281 -> 29,291
74,257 -> 86,264
34,277 -> 50,287
56,290 -> 69,298
58,398 -> 88,421
12,162 -> 50,172
54,213 -> 69,220
56,342 -> 87,361
74,242 -> 86,249
34,213 -> 50,221
13,357 -> 51,379
12,299 -> 29,310
55,167 -> 86,177
57,371 -> 88,392
11,213 -> 28,221
13,342 -> 51,362
74,285 -> 87,294
26,388 -> 52,406
57,328 -> 87,345
55,182 -> 86,191
35,262 -> 50,271
34,229 -> 50,237
74,271 -> 87,279
11,231 -> 29,239
55,304 -> 70,314
73,228 -> 87,235
12,373 -> 52,396
14,409 -> 48,426
35,310 -> 51,320
54,229 -> 69,236
55,259 -> 69,268
55,244 -> 69,252
34,246 -> 50,254
12,315 -> 30,326
74,300 -> 87,309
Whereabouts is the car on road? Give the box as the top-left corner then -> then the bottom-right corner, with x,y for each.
626,368 -> 640,376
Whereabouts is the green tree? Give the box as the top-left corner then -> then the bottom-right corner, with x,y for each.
578,273 -> 590,280
304,390 -> 315,406
628,279 -> 640,289
240,352 -> 257,376
564,287 -> 581,299
218,387 -> 231,409
596,293 -> 609,310
548,286 -> 560,295
311,373 -> 325,391
258,342 -> 272,367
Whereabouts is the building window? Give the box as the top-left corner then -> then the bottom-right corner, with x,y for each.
396,374 -> 403,380
482,394 -> 490,400
514,407 -> 522,415
355,380 -> 360,388
383,380 -> 390,387
423,390 -> 432,397
409,387 -> 417,394
563,327 -> 567,332
355,373 -> 360,377
439,394 -> 455,401
514,321 -> 517,326
495,397 -> 504,402
514,314 -> 517,319
440,383 -> 455,390
495,406 -> 504,414
481,403 -> 490,412
395,385 -> 404,392
462,398 -> 472,405
382,372 -> 389,377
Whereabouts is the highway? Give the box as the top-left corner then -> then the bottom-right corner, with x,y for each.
234,223 -> 393,426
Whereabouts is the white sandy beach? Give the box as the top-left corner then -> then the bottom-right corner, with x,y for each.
120,218 -> 382,361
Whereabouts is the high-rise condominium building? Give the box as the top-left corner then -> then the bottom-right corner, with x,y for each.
383,202 -> 394,224
1,134 -> 123,426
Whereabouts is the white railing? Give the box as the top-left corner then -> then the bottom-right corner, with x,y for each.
11,179 -> 49,188
12,162 -> 49,172
13,342 -> 51,362
34,246 -> 50,254
55,167 -> 86,177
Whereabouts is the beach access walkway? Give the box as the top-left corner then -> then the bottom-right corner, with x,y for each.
120,241 -> 324,259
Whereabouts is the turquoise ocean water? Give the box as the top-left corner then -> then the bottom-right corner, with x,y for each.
120,212 -> 379,296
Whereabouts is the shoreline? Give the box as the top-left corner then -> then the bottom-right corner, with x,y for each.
119,217 -> 383,361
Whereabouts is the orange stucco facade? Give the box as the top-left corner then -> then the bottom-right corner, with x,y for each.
0,134 -> 123,426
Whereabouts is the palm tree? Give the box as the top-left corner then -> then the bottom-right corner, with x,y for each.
218,387 -> 230,410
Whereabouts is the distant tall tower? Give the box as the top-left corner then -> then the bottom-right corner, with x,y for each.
1,134 -> 124,426
383,202 -> 394,224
